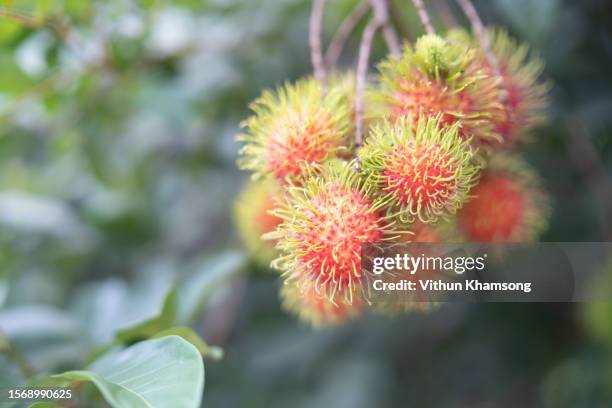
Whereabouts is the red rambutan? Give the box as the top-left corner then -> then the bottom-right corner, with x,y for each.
358,116 -> 482,224
237,77 -> 352,182
486,29 -> 549,147
457,155 -> 550,242
280,280 -> 362,327
375,34 -> 504,144
447,28 -> 550,148
234,180 -> 283,265
268,161 -> 401,304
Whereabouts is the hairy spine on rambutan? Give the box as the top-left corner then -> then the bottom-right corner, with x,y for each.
237,77 -> 353,183
280,279 -> 363,327
267,161 -> 404,304
374,34 -> 504,144
452,28 -> 550,148
233,179 -> 283,265
358,116 -> 482,224
457,154 -> 550,242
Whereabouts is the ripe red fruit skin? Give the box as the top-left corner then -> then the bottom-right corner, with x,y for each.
234,180 -> 283,265
264,114 -> 338,180
358,116 -> 481,224
375,34 -> 504,144
459,175 -> 526,241
487,29 -> 550,148
384,142 -> 458,210
447,28 -> 549,148
457,156 -> 549,242
270,162 -> 397,304
238,77 -> 353,183
280,281 -> 362,327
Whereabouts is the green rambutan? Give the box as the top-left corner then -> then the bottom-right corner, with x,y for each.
280,280 -> 363,327
267,161 -> 401,304
457,154 -> 550,242
237,77 -> 353,182
358,116 -> 482,224
375,34 -> 504,144
233,179 -> 283,265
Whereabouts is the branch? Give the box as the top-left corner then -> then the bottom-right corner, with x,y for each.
355,16 -> 382,146
325,1 -> 370,69
370,0 -> 401,56
381,19 -> 402,56
412,0 -> 435,34
355,0 -> 398,146
454,0 -> 501,79
310,0 -> 327,82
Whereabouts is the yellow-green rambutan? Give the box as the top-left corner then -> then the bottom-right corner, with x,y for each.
280,279 -> 363,327
234,179 -> 283,265
457,154 -> 550,242
237,77 -> 353,182
267,161 -> 402,304
375,34 -> 504,144
358,116 -> 482,224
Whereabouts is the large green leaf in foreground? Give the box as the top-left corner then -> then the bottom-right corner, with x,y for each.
56,336 -> 204,408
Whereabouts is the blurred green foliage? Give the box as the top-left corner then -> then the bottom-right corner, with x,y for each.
0,0 -> 610,407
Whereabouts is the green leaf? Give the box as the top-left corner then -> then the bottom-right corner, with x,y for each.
55,336 -> 204,408
178,251 -> 246,323
152,326 -> 223,361
115,289 -> 177,344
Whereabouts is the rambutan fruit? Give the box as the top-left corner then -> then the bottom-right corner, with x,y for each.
405,221 -> 444,243
457,154 -> 550,242
375,34 -> 504,144
486,29 -> 549,147
234,179 -> 283,265
237,77 -> 353,182
280,280 -> 363,327
451,28 -> 550,148
268,161 -> 402,304
358,116 -> 482,224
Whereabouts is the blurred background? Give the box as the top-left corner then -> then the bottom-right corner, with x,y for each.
0,0 -> 611,407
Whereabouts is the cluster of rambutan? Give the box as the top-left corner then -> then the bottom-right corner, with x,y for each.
234,29 -> 551,327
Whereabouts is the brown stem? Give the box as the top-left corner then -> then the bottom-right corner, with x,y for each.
325,0 -> 370,69
412,0 -> 435,34
310,0 -> 327,82
373,0 -> 401,56
381,20 -> 401,56
355,18 -> 381,146
355,0 -> 397,146
454,0 -> 501,79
